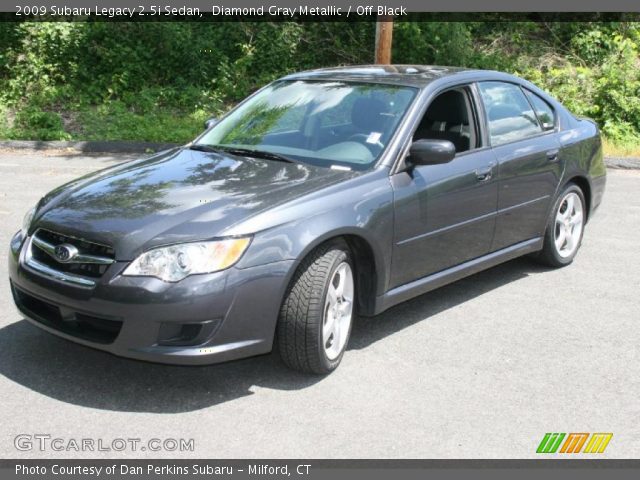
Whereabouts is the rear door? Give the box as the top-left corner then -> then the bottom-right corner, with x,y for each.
477,81 -> 563,251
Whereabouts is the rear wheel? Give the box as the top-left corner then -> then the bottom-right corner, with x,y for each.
537,183 -> 586,267
277,242 -> 354,374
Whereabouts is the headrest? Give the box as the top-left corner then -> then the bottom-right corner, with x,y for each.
351,97 -> 388,132
425,90 -> 468,124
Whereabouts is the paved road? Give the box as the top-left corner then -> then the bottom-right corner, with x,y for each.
0,151 -> 638,459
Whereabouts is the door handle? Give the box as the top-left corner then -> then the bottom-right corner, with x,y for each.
546,149 -> 560,162
476,163 -> 495,182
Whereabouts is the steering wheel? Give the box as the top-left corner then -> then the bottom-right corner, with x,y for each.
348,133 -> 384,153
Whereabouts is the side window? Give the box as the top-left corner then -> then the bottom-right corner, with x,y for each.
478,81 -> 542,146
412,87 -> 478,153
524,89 -> 556,131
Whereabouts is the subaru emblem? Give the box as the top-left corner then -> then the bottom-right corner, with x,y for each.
54,243 -> 79,263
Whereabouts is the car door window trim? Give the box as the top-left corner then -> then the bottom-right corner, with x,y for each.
390,82 -> 484,175
475,80 -> 561,149
521,86 -> 558,132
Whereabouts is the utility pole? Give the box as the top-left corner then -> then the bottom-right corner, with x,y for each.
374,15 -> 394,64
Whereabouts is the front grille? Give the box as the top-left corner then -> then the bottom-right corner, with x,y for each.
30,229 -> 115,280
37,229 -> 115,257
11,284 -> 123,344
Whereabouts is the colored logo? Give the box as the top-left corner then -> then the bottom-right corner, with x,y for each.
536,433 -> 612,454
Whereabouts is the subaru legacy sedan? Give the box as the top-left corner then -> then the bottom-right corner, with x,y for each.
9,66 -> 606,374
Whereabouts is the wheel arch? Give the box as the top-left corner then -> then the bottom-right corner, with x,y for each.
563,175 -> 592,222
284,229 -> 386,317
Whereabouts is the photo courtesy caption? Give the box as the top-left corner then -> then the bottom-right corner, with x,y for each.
16,464 -> 310,476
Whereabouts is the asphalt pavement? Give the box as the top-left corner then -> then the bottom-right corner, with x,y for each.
0,150 -> 638,458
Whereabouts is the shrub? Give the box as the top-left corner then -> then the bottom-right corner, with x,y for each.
0,20 -> 638,149
11,108 -> 69,140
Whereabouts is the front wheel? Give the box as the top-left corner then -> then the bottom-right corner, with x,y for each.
537,183 -> 586,267
277,242 -> 355,374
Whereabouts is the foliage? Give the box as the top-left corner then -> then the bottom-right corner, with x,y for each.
0,20 -> 639,153
392,22 -> 474,66
516,24 -> 640,142
0,106 -> 70,140
78,103 -> 209,143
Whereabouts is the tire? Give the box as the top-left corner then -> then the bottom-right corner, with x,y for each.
277,241 -> 355,374
536,183 -> 586,267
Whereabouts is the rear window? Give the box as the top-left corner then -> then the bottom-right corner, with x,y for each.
478,81 -> 543,146
524,89 -> 556,131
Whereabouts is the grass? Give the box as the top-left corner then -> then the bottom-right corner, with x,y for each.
602,137 -> 640,158
0,97 -> 218,145
77,106 -> 210,143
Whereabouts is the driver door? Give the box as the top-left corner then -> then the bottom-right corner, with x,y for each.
389,86 -> 499,288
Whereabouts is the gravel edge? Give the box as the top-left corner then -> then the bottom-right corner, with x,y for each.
605,157 -> 640,170
0,140 -> 181,154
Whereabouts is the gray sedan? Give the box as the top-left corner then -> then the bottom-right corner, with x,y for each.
9,65 -> 606,373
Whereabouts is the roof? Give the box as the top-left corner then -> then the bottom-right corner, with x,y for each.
283,65 -> 485,87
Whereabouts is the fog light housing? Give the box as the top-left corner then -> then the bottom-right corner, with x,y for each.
157,319 -> 221,346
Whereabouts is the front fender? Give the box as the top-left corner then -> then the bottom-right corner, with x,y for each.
231,169 -> 395,298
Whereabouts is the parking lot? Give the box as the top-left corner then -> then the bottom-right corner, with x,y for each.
0,150 -> 638,458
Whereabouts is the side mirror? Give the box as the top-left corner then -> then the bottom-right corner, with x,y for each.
408,139 -> 456,166
204,117 -> 218,130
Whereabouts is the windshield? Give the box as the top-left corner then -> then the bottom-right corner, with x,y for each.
196,80 -> 418,170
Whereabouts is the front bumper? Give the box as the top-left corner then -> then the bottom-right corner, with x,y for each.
8,232 -> 295,365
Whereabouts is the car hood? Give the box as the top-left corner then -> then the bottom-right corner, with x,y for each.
34,147 -> 353,260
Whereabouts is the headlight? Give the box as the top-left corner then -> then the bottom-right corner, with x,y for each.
123,237 -> 251,282
21,206 -> 36,238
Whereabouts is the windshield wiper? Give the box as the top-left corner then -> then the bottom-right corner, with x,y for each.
190,144 -> 297,164
189,144 -> 224,153
216,147 -> 296,164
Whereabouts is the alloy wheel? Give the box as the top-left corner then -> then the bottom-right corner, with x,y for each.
554,192 -> 584,258
323,262 -> 354,361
